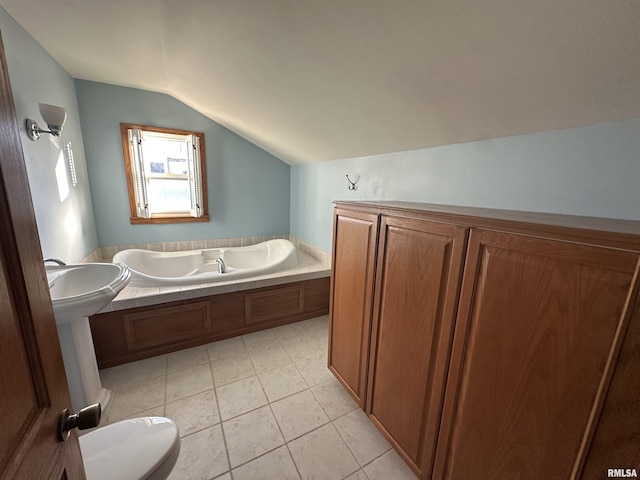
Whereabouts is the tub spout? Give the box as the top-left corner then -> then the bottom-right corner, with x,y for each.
216,258 -> 226,274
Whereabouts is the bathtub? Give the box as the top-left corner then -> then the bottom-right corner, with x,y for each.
113,239 -> 298,287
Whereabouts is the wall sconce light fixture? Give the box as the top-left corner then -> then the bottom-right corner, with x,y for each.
26,103 -> 67,141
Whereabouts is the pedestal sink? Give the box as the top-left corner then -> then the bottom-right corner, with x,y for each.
46,263 -> 131,412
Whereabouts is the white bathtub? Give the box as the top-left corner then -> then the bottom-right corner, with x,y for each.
113,239 -> 298,287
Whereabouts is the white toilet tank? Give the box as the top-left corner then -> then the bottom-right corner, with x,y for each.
79,417 -> 180,480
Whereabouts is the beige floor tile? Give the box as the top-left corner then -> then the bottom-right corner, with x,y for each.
166,362 -> 213,403
231,445 -> 300,480
216,376 -> 268,420
258,364 -> 308,402
311,378 -> 359,420
98,316 -> 418,480
288,423 -> 359,480
301,319 -> 329,339
298,315 -> 329,331
165,389 -> 219,437
242,328 -> 279,351
108,376 -> 166,421
334,409 -> 391,466
211,352 -> 256,386
271,322 -> 307,344
281,337 -> 324,363
247,343 -> 292,373
207,336 -> 246,361
363,449 -> 418,480
310,329 -> 329,350
222,405 -> 285,468
99,355 -> 167,389
167,345 -> 210,374
168,425 -> 229,480
271,390 -> 329,441
345,471 -> 369,480
295,352 -> 333,386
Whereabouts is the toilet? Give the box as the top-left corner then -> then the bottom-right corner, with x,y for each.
79,417 -> 180,480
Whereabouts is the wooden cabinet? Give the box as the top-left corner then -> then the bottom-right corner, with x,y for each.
328,208 -> 379,406
329,201 -> 640,480
433,229 -> 640,479
367,216 -> 467,476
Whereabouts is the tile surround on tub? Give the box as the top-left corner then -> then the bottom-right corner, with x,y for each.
80,248 -> 103,264
92,234 -> 331,313
98,250 -> 330,314
99,235 -> 290,262
80,235 -> 331,267
289,236 -> 331,267
98,235 -> 329,266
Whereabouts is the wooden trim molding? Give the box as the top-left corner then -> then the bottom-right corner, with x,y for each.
120,122 -> 209,224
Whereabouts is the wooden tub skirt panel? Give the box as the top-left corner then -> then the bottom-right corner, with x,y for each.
123,301 -> 212,351
245,285 -> 304,325
89,277 -> 330,368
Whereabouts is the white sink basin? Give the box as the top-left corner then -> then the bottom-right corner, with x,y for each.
47,263 -> 131,321
46,262 -> 130,412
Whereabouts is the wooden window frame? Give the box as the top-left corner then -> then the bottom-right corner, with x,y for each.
120,123 -> 210,224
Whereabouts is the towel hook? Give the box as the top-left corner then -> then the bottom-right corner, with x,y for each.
346,174 -> 359,191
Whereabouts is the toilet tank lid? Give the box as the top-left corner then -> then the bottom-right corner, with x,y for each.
79,416 -> 180,480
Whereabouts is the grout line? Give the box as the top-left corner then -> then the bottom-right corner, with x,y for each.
211,360 -> 233,478
162,355 -> 168,412
284,441 -> 304,480
332,412 -> 366,468
228,444 -> 295,478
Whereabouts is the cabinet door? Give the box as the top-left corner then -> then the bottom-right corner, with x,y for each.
328,208 -> 380,406
367,216 -> 468,477
434,229 -> 640,479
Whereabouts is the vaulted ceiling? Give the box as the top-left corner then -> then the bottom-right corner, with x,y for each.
2,0 -> 640,165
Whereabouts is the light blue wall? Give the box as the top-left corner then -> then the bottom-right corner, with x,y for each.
6,1 -> 639,257
75,80 -> 290,246
0,7 -> 98,263
291,118 -> 640,252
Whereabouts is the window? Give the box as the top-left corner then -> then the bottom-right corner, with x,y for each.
121,123 -> 209,224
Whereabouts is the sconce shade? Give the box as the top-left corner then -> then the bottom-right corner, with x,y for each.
39,103 -> 67,133
26,103 -> 67,140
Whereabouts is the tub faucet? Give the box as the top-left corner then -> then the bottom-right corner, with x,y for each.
44,258 -> 66,266
216,258 -> 226,274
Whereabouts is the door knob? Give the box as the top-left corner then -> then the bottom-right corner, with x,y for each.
58,403 -> 102,441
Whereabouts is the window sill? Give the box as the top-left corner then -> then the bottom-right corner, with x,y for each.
130,215 -> 210,225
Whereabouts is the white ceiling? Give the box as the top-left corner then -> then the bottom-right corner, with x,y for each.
2,0 -> 640,165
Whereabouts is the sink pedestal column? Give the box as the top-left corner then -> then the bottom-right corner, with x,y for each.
56,316 -> 112,412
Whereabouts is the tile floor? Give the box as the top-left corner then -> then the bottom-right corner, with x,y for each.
98,315 -> 418,480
